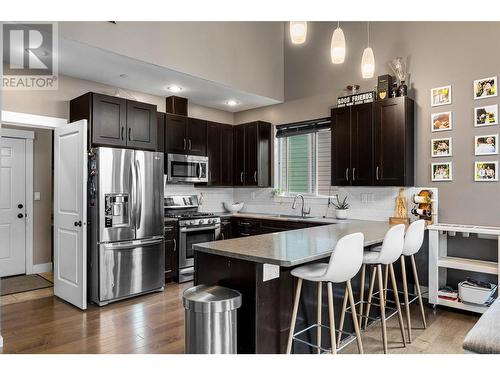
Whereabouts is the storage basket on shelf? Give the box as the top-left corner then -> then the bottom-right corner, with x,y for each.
458,281 -> 497,305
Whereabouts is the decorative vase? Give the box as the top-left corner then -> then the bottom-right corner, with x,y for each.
390,83 -> 399,98
336,209 -> 348,220
398,81 -> 408,97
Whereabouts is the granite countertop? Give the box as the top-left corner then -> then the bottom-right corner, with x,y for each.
211,211 -> 340,224
194,219 -> 391,267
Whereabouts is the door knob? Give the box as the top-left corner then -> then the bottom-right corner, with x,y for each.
74,221 -> 82,227
18,203 -> 23,209
17,213 -> 24,219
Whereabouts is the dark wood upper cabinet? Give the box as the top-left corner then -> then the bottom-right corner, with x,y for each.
233,121 -> 272,187
204,121 -> 233,186
164,114 -> 206,156
331,97 -> 414,187
69,92 -> 157,150
233,125 -> 246,186
165,114 -> 188,154
351,103 -> 373,186
126,100 -> 157,150
156,112 -> 165,153
186,118 -> 207,156
331,106 -> 351,186
373,97 -> 414,186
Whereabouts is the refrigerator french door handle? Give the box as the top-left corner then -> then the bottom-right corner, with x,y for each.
103,237 -> 164,250
130,160 -> 137,230
135,159 -> 143,230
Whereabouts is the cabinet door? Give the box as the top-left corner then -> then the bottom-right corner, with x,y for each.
373,98 -> 407,186
233,125 -> 246,186
331,106 -> 351,186
257,122 -> 272,187
206,121 -> 220,185
220,220 -> 232,240
91,93 -> 127,147
125,101 -> 157,150
164,225 -> 178,280
165,114 -> 188,154
244,123 -> 259,186
186,118 -> 207,156
220,125 -> 234,186
351,103 -> 373,186
156,112 -> 165,153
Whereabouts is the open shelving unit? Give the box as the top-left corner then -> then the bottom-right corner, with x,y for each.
428,223 -> 500,314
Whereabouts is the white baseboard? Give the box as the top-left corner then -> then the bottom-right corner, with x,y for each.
32,262 -> 53,274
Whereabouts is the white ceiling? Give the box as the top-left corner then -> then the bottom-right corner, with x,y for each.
58,37 -> 281,112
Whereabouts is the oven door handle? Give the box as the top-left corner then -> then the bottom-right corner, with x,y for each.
180,225 -> 220,233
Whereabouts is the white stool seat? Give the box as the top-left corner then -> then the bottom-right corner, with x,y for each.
362,250 -> 382,264
291,263 -> 329,282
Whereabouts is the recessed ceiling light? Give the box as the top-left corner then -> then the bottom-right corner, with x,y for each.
168,85 -> 183,93
226,99 -> 239,106
119,73 -> 128,78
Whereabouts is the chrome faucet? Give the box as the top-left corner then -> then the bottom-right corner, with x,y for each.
292,194 -> 311,217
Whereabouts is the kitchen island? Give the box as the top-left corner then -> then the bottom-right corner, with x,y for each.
194,219 -> 391,354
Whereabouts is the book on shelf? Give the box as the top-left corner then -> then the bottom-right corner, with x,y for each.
438,295 -> 459,301
438,288 -> 458,299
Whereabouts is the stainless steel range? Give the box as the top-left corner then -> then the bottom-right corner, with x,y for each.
164,195 -> 220,283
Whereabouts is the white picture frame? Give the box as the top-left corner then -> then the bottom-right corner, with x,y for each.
431,111 -> 453,132
474,104 -> 498,127
431,85 -> 452,107
475,134 -> 498,156
474,161 -> 498,181
431,137 -> 453,157
473,76 -> 498,100
431,162 -> 453,181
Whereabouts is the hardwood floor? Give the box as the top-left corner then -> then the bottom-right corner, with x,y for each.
0,281 -> 478,354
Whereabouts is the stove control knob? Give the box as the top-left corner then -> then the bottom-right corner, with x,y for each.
207,219 -> 212,224
198,220 -> 204,225
189,220 -> 195,226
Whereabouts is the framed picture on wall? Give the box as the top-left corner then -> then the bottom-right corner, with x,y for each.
475,134 -> 498,155
473,76 -> 498,99
474,104 -> 498,127
431,85 -> 452,107
474,161 -> 498,181
431,111 -> 453,132
431,162 -> 452,181
431,137 -> 453,157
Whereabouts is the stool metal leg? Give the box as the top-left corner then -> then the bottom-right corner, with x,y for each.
389,264 -> 407,347
287,278 -> 303,354
411,254 -> 427,329
359,264 -> 366,318
336,284 -> 349,345
346,279 -> 363,354
364,265 -> 377,329
327,282 -> 337,354
377,265 -> 388,354
317,281 -> 322,354
400,255 -> 412,342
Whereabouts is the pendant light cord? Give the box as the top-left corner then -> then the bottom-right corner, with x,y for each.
367,21 -> 370,47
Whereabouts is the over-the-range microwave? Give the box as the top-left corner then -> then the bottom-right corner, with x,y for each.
166,153 -> 208,183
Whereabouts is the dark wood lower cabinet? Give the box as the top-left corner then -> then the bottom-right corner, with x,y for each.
164,223 -> 178,281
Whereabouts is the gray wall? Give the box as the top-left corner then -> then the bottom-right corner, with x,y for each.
235,21 -> 500,226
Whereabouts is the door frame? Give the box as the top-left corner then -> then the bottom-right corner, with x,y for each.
1,110 -> 68,274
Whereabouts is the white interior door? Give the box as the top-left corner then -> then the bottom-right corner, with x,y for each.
0,137 -> 26,277
54,120 -> 87,310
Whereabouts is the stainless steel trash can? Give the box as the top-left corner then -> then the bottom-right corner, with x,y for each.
183,284 -> 242,354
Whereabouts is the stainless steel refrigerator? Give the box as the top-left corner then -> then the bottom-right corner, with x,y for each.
88,147 -> 164,306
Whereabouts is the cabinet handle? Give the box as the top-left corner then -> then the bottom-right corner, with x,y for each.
121,127 -> 124,141
221,233 -> 225,240
173,238 -> 177,251
183,138 -> 187,150
352,168 -> 356,181
345,168 -> 349,181
254,171 -> 257,182
240,171 -> 244,183
240,221 -> 251,226
239,232 -> 251,237
128,128 -> 132,141
188,139 -> 192,150
376,166 -> 380,181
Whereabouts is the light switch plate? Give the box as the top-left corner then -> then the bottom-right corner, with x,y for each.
34,192 -> 41,201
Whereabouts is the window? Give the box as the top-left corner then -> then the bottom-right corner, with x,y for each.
278,129 -> 331,196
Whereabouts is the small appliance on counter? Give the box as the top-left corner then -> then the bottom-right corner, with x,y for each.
164,195 -> 221,283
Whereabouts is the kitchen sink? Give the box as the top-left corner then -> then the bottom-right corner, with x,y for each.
274,214 -> 314,219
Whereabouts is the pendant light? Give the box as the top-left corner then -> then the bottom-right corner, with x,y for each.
330,22 -> 346,64
289,21 -> 307,44
361,22 -> 375,78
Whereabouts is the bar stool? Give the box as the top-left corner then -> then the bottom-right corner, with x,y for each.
339,224 -> 406,354
367,220 -> 427,343
286,233 -> 365,354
